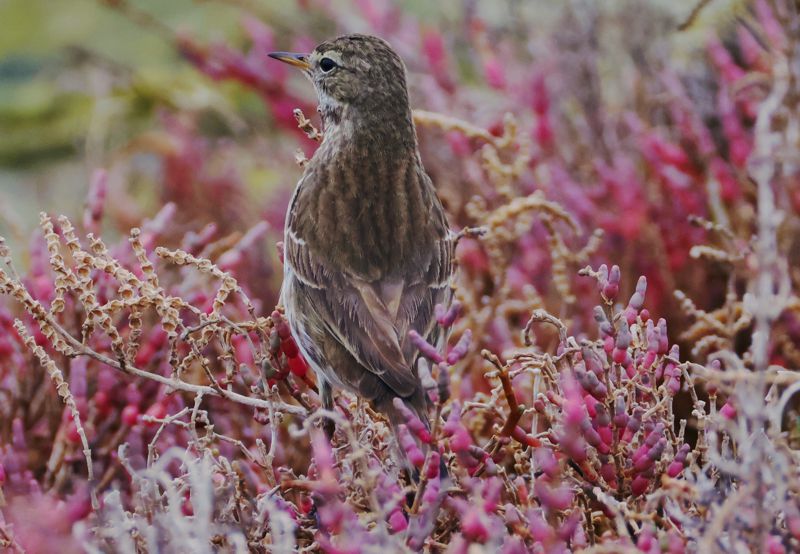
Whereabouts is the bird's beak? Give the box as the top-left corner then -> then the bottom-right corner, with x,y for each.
268,52 -> 311,70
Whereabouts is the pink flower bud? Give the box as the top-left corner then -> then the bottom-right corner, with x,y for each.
528,510 -> 555,543
637,526 -> 656,551
408,330 -> 443,364
707,36 -> 745,84
511,426 -> 541,448
462,507 -> 490,542
594,306 -> 615,337
393,398 -> 431,443
788,512 -> 800,540
425,451 -> 441,479
764,536 -> 785,554
389,509 -> 408,533
621,409 -> 643,443
534,448 -> 560,479
182,494 -> 194,517
612,347 -> 629,365
287,355 -> 308,377
122,402 -> 144,428
603,335 -> 615,355
667,460 -> 685,478
631,475 -> 650,496
64,421 -> 81,443
422,474 -> 441,505
597,425 -> 613,446
447,329 -> 472,365
720,401 -> 737,420
557,511 -> 580,541
482,56 -> 506,90
535,478 -> 573,511
393,434 -> 422,475
600,462 -> 617,486
603,265 -> 621,300
435,301 -> 462,327
657,319 -> 669,353
616,320 -> 632,350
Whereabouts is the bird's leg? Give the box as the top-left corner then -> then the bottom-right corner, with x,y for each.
320,379 -> 335,440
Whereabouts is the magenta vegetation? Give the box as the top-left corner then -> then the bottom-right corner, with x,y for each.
1,1 -> 800,552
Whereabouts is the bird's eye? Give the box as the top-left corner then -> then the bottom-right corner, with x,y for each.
319,57 -> 337,72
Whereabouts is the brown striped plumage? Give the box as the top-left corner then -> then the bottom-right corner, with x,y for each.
270,35 -> 453,443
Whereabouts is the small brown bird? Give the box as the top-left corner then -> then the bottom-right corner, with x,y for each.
270,35 -> 452,442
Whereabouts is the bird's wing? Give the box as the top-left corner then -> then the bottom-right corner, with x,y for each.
285,224 -> 452,398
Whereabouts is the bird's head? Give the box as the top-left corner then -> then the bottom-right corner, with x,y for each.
269,34 -> 411,126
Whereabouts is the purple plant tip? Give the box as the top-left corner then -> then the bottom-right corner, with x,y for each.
603,264 -> 620,300
621,413 -> 642,443
623,306 -> 638,326
535,478 -> 573,511
511,425 -> 541,448
628,275 -> 647,309
461,507 -> 489,543
599,462 -> 616,486
720,401 -> 737,420
528,509 -> 555,543
593,306 -> 614,337
613,396 -> 628,428
393,397 -> 432,443
534,447 -> 560,479
447,329 -> 472,365
435,301 -> 462,327
631,475 -> 650,496
564,397 -> 586,426
408,329 -> 444,364
388,509 -> 408,533
579,418 -> 602,448
637,526 -> 656,550
12,418 -> 26,450
633,450 -> 656,472
612,346 -> 629,365
657,318 -> 669,353
603,335 -> 615,355
397,424 -> 426,468
615,320 -> 632,350
667,460 -> 685,478
437,363 -> 451,404
788,512 -> 800,540
593,264 -> 609,300
422,474 -> 441,505
557,511 -> 580,541
765,535 -> 786,554
311,432 -> 336,484
504,503 -> 522,526
425,451 -> 441,479
563,434 -> 588,463
666,375 -> 681,395
583,348 -> 604,377
597,425 -> 612,446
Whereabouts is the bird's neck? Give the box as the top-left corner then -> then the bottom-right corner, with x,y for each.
319,100 -> 417,153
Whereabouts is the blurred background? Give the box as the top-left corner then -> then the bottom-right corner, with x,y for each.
0,0 -> 736,239
0,0 -> 769,337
